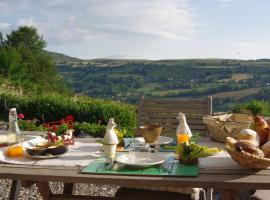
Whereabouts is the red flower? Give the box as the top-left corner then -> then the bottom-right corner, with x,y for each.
17,113 -> 24,119
44,123 -> 50,128
65,115 -> 74,122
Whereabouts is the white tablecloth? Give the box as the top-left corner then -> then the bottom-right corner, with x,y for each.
0,137 -> 103,167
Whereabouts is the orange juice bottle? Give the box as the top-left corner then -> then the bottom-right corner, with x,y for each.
177,133 -> 189,144
176,112 -> 192,144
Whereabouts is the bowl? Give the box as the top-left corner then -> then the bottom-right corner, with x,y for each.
26,146 -> 48,156
47,145 -> 68,155
138,124 -> 163,144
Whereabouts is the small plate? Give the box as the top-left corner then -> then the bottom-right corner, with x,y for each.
24,151 -> 67,159
116,152 -> 166,168
133,136 -> 173,145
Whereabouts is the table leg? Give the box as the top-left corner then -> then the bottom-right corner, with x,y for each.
36,181 -> 52,200
221,189 -> 239,200
9,180 -> 21,200
63,182 -> 75,195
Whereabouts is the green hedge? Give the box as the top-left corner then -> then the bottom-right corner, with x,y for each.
74,122 -> 106,137
0,93 -> 136,129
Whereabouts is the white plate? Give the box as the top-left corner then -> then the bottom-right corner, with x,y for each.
133,136 -> 173,145
116,153 -> 166,168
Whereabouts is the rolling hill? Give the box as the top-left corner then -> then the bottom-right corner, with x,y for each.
49,52 -> 270,111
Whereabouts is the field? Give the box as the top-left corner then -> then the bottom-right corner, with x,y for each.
54,55 -> 270,111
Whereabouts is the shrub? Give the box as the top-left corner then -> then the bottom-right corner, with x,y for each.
0,93 -> 136,129
230,99 -> 270,116
74,122 -> 106,137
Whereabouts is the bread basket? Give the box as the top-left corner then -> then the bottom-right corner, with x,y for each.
203,114 -> 252,143
225,137 -> 270,169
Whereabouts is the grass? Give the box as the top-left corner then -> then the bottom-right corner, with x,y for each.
212,87 -> 261,99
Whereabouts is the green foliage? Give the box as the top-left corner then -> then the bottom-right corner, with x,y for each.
0,26 -> 69,95
74,122 -> 106,137
18,119 -> 45,131
0,93 -> 136,130
231,99 -> 270,116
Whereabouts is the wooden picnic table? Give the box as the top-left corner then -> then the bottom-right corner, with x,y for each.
0,137 -> 270,200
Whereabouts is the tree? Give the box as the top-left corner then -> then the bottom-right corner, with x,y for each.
2,26 -> 66,94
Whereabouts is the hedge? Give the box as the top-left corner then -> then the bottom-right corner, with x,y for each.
0,93 -> 137,129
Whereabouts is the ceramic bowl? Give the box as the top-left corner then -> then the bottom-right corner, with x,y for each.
138,124 -> 163,144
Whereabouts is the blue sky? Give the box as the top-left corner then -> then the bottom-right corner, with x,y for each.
0,0 -> 269,60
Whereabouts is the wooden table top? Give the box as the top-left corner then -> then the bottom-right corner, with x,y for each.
0,137 -> 270,190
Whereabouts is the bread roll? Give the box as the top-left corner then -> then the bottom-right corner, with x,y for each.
254,115 -> 269,145
236,129 -> 260,147
261,140 -> 270,158
236,140 -> 264,157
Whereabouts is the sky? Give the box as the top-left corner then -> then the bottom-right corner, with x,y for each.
0,0 -> 269,60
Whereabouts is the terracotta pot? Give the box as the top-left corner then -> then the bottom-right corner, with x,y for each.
179,157 -> 198,165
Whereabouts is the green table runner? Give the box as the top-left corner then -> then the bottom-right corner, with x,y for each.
81,158 -> 198,177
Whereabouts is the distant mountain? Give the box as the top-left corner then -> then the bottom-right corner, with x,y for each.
44,51 -> 83,63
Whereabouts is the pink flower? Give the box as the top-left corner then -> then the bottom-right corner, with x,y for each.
17,113 -> 24,119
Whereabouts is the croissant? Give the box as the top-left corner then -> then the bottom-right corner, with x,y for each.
254,115 -> 269,145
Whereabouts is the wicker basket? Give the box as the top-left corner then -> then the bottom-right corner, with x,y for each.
203,114 -> 252,143
225,138 -> 270,169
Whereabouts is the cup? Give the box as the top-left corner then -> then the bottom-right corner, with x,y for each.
103,144 -> 117,163
177,133 -> 189,144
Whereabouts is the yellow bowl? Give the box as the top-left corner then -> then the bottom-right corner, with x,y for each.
138,124 -> 163,144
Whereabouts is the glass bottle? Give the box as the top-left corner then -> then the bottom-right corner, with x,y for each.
176,112 -> 192,144
7,108 -> 22,145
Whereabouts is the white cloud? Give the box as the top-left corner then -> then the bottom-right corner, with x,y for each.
13,0 -> 197,43
0,22 -> 11,30
234,42 -> 260,48
1,0 -> 200,58
18,17 -> 36,27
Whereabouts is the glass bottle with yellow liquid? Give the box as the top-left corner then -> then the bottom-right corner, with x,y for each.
5,108 -> 23,157
176,112 -> 192,145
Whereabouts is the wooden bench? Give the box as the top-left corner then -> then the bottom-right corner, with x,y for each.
137,96 -> 213,137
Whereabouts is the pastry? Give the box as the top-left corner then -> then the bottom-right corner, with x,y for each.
236,140 -> 264,157
236,129 -> 260,147
254,115 -> 269,145
261,140 -> 270,158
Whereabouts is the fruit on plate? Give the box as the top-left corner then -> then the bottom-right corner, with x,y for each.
47,145 -> 67,155
5,145 -> 24,157
26,146 -> 48,156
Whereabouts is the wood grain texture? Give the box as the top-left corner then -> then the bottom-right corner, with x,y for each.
137,96 -> 212,136
36,181 -> 52,200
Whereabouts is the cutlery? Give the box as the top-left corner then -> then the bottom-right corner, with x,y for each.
163,156 -> 175,173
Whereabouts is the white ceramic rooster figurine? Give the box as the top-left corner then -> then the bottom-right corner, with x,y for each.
176,112 -> 192,138
104,118 -> 119,145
